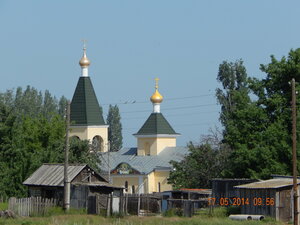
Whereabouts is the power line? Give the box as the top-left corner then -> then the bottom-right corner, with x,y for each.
122,122 -> 218,131
101,93 -> 215,106
121,103 -> 218,114
121,110 -> 219,120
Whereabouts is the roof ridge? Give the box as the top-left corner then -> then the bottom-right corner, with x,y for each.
42,163 -> 87,166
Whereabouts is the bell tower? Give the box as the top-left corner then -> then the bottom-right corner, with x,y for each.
69,44 -> 108,152
133,78 -> 180,156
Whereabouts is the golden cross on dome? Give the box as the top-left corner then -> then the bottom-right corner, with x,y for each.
155,78 -> 159,90
81,39 -> 88,49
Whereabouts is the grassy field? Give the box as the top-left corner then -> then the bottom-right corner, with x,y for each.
0,203 -> 8,211
0,214 -> 285,225
0,207 -> 285,225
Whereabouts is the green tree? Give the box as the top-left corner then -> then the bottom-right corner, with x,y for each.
68,137 -> 101,173
248,49 -> 300,175
168,142 -> 230,189
216,60 -> 251,135
168,129 -> 230,189
106,105 -> 122,151
58,96 -> 68,117
42,90 -> 58,119
0,102 -> 16,197
218,49 -> 300,179
0,87 -> 68,197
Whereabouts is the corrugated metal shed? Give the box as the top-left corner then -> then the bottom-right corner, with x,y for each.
211,178 -> 258,202
23,164 -> 87,187
235,178 -> 300,189
234,178 -> 300,222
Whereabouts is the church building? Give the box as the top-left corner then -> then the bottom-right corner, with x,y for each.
69,47 -> 188,194
69,46 -> 109,152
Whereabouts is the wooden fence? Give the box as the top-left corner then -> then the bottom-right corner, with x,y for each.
8,197 -> 58,216
125,193 -> 161,215
87,193 -> 162,216
166,198 -> 208,217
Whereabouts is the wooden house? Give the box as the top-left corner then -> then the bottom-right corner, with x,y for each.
23,164 -> 123,209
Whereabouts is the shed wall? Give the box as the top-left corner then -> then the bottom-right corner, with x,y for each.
212,179 -> 257,205
237,188 -> 276,217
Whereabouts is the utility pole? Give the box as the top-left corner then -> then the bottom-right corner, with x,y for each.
107,141 -> 111,184
292,78 -> 298,225
64,101 -> 71,211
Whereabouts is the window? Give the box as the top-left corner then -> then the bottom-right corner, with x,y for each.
70,136 -> 80,141
125,181 -> 128,192
132,185 -> 135,194
158,182 -> 161,192
92,135 -> 104,152
144,142 -> 150,156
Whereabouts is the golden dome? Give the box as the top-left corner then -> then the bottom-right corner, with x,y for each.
150,90 -> 163,103
150,78 -> 163,103
79,48 -> 90,67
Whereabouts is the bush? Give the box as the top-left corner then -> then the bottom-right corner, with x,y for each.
163,208 -> 183,217
210,207 -> 227,217
0,203 -> 8,211
45,207 -> 64,216
226,206 -> 241,216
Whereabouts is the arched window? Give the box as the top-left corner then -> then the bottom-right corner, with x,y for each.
92,135 -> 104,152
70,136 -> 80,141
125,181 -> 128,192
132,185 -> 135,194
144,142 -> 150,156
70,136 -> 80,146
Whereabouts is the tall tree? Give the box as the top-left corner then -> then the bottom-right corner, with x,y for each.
68,137 -> 101,173
58,96 -> 68,117
0,102 -> 16,197
42,90 -> 58,119
168,129 -> 230,189
248,49 -> 300,175
216,59 -> 284,178
0,87 -> 102,197
216,60 -> 251,136
106,105 -> 122,151
218,49 -> 300,179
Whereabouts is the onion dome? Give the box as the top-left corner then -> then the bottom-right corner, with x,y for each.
79,48 -> 90,67
150,78 -> 163,103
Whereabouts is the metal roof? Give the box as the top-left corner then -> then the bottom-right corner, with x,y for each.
99,146 -> 189,175
178,188 -> 212,195
72,182 -> 123,189
70,77 -> 105,126
134,113 -> 178,135
23,164 -> 87,187
235,178 -> 300,189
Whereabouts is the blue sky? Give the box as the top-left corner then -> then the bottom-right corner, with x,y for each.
0,1 -> 300,147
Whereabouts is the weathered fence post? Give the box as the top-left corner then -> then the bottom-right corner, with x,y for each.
107,194 -> 111,217
125,194 -> 128,215
137,194 -> 141,216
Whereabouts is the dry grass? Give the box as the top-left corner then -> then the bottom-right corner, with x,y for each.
0,214 -> 284,225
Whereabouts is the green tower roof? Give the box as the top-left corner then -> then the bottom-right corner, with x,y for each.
70,77 -> 105,126
135,113 -> 178,135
